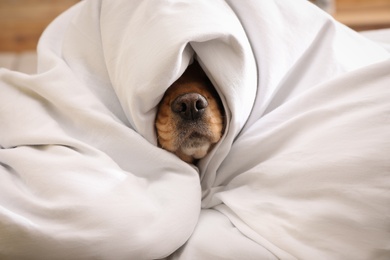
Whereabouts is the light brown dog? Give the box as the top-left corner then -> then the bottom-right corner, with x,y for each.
155,61 -> 225,164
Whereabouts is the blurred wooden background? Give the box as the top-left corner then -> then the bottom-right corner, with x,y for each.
0,0 -> 389,52
0,0 -> 79,52
334,0 -> 390,31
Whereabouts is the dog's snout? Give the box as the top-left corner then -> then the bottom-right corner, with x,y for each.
171,93 -> 208,120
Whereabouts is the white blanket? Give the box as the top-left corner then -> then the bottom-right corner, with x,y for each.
1,0 -> 389,259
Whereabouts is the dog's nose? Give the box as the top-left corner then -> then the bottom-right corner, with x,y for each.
171,93 -> 208,120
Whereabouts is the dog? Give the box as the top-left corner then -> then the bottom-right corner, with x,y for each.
155,60 -> 225,164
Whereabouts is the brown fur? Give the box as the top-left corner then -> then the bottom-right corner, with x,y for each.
155,61 -> 225,164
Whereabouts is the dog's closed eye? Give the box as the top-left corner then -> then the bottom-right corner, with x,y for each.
155,61 -> 225,164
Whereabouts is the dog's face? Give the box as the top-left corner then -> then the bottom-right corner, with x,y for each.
155,61 -> 225,164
